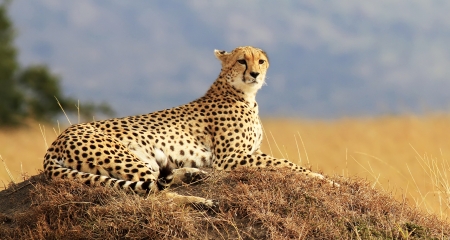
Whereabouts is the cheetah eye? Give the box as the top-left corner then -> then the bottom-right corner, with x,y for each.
237,59 -> 246,65
259,59 -> 265,64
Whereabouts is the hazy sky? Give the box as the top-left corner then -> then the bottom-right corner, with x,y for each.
9,0 -> 450,119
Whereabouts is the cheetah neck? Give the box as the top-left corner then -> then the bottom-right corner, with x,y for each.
204,75 -> 258,106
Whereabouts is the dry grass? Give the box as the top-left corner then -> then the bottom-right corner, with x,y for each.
1,169 -> 449,239
260,115 -> 450,219
0,124 -> 56,186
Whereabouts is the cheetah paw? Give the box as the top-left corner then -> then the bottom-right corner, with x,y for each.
193,199 -> 219,211
183,169 -> 208,183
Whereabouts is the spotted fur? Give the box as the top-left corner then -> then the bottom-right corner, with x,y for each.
43,46 -> 337,207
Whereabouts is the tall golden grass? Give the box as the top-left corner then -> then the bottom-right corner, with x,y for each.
0,124 -> 57,186
261,115 -> 450,220
1,115 -> 449,220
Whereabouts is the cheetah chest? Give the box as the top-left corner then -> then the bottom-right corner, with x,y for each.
250,120 -> 263,153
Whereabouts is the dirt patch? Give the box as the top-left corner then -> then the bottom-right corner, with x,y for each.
0,169 -> 449,239
0,174 -> 46,216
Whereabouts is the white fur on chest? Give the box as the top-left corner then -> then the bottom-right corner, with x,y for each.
251,119 -> 263,153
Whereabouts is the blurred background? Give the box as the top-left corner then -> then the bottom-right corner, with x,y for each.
8,0 -> 450,119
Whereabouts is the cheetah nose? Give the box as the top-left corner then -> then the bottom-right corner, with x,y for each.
250,72 -> 259,78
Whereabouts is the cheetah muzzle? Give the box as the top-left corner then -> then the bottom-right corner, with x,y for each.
43,46 -> 339,209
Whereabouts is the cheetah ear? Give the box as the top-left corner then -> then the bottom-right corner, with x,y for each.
214,49 -> 230,63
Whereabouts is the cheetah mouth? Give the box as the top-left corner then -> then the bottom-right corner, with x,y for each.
244,78 -> 258,84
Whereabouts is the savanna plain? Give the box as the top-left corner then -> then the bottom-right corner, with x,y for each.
1,114 -> 450,238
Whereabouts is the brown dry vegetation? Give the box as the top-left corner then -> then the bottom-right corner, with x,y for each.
1,168 -> 449,239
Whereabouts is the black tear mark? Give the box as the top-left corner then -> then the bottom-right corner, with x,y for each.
242,56 -> 248,82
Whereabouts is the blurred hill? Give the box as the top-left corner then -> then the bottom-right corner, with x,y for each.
9,1 -> 450,119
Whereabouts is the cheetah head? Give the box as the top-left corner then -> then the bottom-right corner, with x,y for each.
214,46 -> 269,95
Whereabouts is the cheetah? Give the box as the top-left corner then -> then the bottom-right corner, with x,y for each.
44,46 -> 337,207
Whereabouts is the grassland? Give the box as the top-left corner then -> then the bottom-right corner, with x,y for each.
1,114 -> 450,221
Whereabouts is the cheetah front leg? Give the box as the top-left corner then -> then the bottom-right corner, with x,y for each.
215,150 -> 339,186
252,149 -> 330,181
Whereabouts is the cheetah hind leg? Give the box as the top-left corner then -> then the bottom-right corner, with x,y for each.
164,192 -> 218,209
158,168 -> 216,209
162,167 -> 209,187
